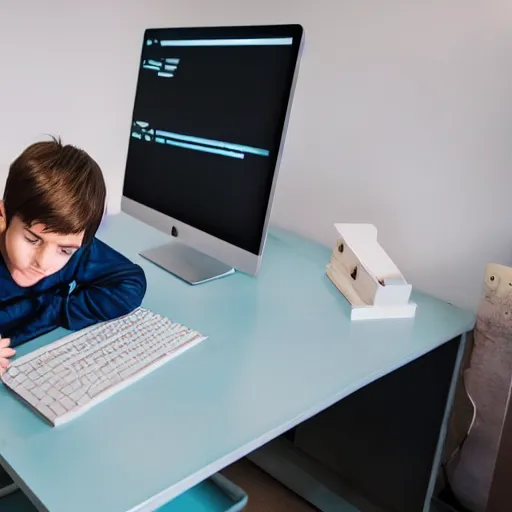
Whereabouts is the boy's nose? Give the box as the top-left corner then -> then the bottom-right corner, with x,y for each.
33,248 -> 53,274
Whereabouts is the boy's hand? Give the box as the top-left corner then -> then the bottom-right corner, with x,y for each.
0,338 -> 15,377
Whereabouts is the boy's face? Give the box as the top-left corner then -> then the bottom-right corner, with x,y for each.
0,204 -> 84,287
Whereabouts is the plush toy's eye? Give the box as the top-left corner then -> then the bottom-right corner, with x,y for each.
486,273 -> 500,291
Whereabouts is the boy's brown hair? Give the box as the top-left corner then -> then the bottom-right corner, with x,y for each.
3,136 -> 106,245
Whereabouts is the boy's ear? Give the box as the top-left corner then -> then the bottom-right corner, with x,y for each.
0,200 -> 6,233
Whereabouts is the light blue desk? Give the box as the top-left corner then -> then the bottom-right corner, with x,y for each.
0,213 -> 474,512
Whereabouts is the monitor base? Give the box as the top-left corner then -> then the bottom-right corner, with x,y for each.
140,240 -> 235,285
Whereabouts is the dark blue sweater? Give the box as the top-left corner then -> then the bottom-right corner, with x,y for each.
0,238 -> 147,347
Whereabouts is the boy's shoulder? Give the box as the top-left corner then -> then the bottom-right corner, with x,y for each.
78,236 -> 134,263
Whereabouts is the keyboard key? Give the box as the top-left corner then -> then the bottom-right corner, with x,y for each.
7,366 -> 19,378
14,373 -> 27,384
23,379 -> 35,390
70,387 -> 88,402
60,396 -> 76,411
41,395 -> 54,406
41,382 -> 52,392
38,405 -> 56,422
88,378 -> 111,398
77,394 -> 92,406
50,402 -> 67,417
33,387 -> 46,400
48,388 -> 64,401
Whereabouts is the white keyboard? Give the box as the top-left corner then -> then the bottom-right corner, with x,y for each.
1,308 -> 207,426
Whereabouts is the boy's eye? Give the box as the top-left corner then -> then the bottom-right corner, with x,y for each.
61,248 -> 77,256
24,236 -> 39,245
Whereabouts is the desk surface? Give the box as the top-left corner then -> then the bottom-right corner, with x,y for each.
0,213 -> 475,512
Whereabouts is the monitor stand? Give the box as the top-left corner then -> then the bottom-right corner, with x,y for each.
140,240 -> 235,285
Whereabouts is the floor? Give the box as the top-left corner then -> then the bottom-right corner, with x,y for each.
222,458 -> 318,512
222,459 -> 460,512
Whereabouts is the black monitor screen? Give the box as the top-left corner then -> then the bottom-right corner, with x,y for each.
123,25 -> 303,255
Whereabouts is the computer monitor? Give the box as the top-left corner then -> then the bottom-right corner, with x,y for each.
121,24 -> 304,284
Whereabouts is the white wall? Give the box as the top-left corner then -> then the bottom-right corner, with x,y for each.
0,0 -> 510,311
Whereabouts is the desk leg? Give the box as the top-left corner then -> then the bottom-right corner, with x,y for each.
249,335 -> 466,512
0,457 -> 47,511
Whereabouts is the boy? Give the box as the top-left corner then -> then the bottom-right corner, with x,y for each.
0,136 -> 148,360
0,137 -> 147,497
